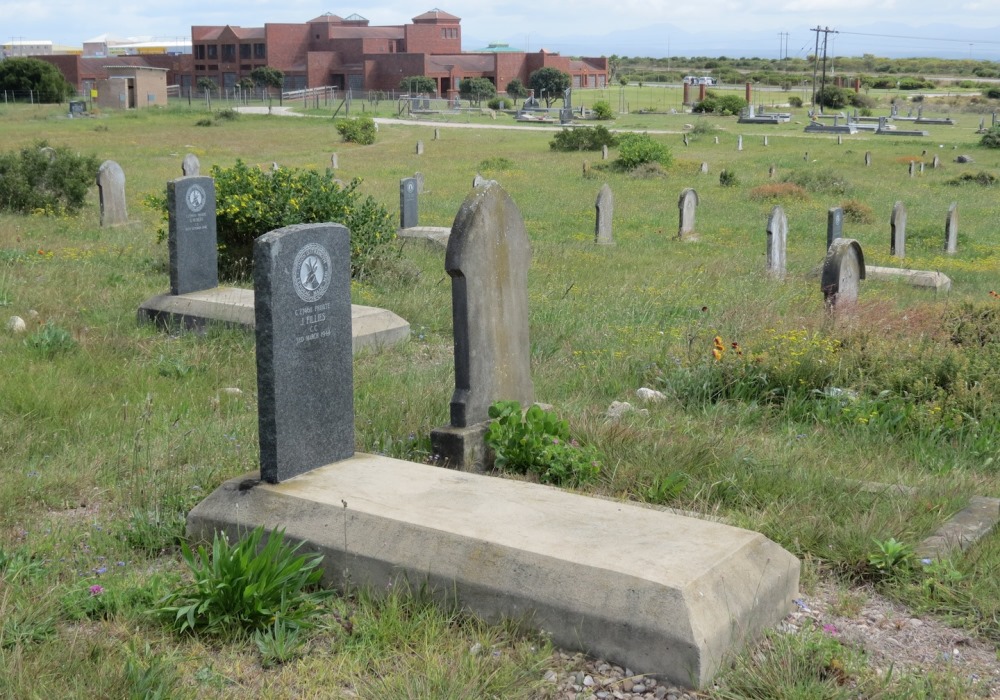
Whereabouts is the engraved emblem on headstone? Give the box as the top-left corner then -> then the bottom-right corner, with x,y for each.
186,184 -> 206,213
293,243 -> 331,302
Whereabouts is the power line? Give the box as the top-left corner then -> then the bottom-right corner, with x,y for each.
838,29 -> 1000,46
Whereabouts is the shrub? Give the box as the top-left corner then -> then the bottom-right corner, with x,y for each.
782,169 -> 851,195
478,156 -> 515,172
335,115 -> 377,145
693,94 -> 747,115
948,171 -> 998,186
815,86 -> 854,109
748,183 -> 809,201
616,132 -> 672,170
549,125 -> 618,152
980,126 -> 1000,149
154,526 -> 330,638
486,97 -> 513,110
485,401 -> 600,487
841,199 -> 874,224
591,100 -> 614,120
788,96 -> 803,108
690,120 -> 715,135
986,87 -> 1000,99
0,141 -> 99,215
719,169 -> 738,187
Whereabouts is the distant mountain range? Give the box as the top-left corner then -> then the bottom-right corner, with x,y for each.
468,22 -> 1000,61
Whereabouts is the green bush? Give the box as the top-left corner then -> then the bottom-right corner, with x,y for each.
980,126 -> 1000,149
815,86 -> 854,109
335,115 -> 377,145
155,526 -> 330,638
591,100 -> 615,120
616,132 -> 672,170
486,96 -> 513,110
985,87 -> 1000,99
485,401 -> 600,487
788,96 -> 803,108
692,94 -> 747,115
549,125 -> 618,152
0,141 -> 99,215
719,169 -> 738,187
156,160 -> 397,280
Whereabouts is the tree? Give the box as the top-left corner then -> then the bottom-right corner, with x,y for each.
250,66 -> 284,107
459,77 -> 496,105
0,57 -> 73,103
505,78 -> 528,105
399,75 -> 436,94
236,77 -> 254,100
529,67 -> 570,107
197,78 -> 217,109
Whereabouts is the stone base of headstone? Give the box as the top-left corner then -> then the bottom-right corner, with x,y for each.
396,225 -> 451,249
865,266 -> 952,292
429,422 -> 492,472
137,287 -> 410,352
187,453 -> 799,689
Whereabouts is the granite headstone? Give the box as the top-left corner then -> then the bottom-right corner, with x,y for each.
97,160 -> 128,227
827,206 -> 844,249
821,238 -> 865,310
400,177 -> 419,229
168,176 -> 218,295
766,205 -> 787,279
890,201 -> 907,258
945,202 -> 958,254
595,183 -> 614,245
678,188 -> 699,240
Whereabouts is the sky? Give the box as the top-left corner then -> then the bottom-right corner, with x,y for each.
5,0 -> 1000,60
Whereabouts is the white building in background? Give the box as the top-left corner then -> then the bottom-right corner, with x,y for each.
1,40 -> 54,57
83,34 -> 191,57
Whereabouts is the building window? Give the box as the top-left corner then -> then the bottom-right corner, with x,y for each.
240,43 -> 251,59
240,64 -> 250,71
254,43 -> 266,59
195,45 -> 205,60
222,44 -> 235,61
207,44 -> 218,59
195,64 -> 205,71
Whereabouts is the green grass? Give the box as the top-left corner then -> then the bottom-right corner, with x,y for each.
1,97 -> 999,697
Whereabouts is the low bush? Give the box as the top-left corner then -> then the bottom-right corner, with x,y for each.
788,96 -> 803,108
549,125 -> 618,152
0,141 -> 99,215
693,94 -> 748,115
335,115 -> 377,145
486,97 -> 513,110
841,199 -> 874,224
719,169 -> 738,187
979,126 -> 1000,149
616,132 -> 672,170
986,87 -> 1000,99
948,171 -> 998,186
591,100 -> 614,120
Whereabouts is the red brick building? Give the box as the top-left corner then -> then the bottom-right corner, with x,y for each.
188,9 -> 607,96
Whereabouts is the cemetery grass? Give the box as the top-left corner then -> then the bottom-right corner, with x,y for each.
1,102 -> 1000,697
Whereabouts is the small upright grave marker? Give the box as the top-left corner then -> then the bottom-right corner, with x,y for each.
400,177 -> 419,229
182,153 -> 200,177
890,201 -> 907,258
168,176 -> 218,295
768,164 -> 776,179
677,188 -> 699,240
595,183 -> 614,245
330,153 -> 339,169
945,202 -> 959,254
827,206 -> 843,249
763,135 -> 768,146
97,160 -> 128,227
254,223 -> 354,483
416,140 -> 424,155
822,239 -> 865,310
602,144 -> 609,160
932,155 -> 940,169
737,135 -> 743,151
766,205 -> 787,279
865,151 -> 871,167
700,162 -> 709,174
434,128 -> 440,140
908,161 -> 915,177
414,171 -> 425,194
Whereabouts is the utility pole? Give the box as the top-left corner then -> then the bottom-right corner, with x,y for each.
778,32 -> 789,60
810,26 -> 836,112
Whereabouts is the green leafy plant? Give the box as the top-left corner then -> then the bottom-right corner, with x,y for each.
485,401 -> 601,486
549,125 -> 618,152
154,526 -> 330,638
254,619 -> 307,667
0,141 -> 100,215
336,115 -> 377,145
643,471 -> 688,504
486,97 -> 513,110
868,537 -> 914,576
719,169 -> 738,187
616,132 -> 672,170
24,321 -> 76,357
123,642 -> 179,700
591,100 -> 614,120
477,156 -> 515,172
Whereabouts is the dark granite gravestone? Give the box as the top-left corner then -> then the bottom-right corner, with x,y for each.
890,201 -> 907,258
254,223 -> 355,483
678,188 -> 699,240
945,202 -> 959,254
400,177 -> 419,229
821,238 -> 865,310
97,160 -> 128,227
182,153 -> 200,177
168,176 -> 218,295
595,183 -> 614,245
766,205 -> 787,279
826,207 -> 844,249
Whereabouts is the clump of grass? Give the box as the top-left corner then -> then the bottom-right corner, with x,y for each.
748,182 -> 809,201
477,156 -> 516,172
719,169 -> 738,187
841,198 -> 874,224
24,321 -> 76,357
948,170 -> 997,186
782,169 -> 851,195
628,161 -> 667,179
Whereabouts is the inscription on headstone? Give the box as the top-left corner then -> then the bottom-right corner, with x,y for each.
97,160 -> 128,227
168,176 -> 218,295
766,205 -> 787,279
827,207 -> 844,249
890,201 -> 907,258
677,188 -> 699,240
595,183 -> 614,245
181,153 -> 200,177
400,177 -> 419,229
821,238 -> 865,310
945,202 -> 959,254
254,223 -> 354,483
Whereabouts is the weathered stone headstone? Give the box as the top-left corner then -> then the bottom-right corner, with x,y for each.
416,141 -> 424,155
714,136 -> 719,145
837,135 -> 843,145
181,153 -> 200,177
168,176 -> 218,295
330,153 -> 339,169
765,205 -> 787,279
890,201 -> 907,258
414,171 -> 425,194
864,151 -> 871,167
40,146 -> 56,162
763,135 -> 768,146
677,188 -> 699,240
595,183 -> 614,245
472,173 -> 489,188
254,223 -> 355,483
908,161 -> 915,177
434,127 -> 440,140
399,177 -> 419,229
97,160 -> 128,227
430,183 -> 534,469
700,162 -> 709,174
821,238 -> 865,310
804,151 -> 809,161
919,162 -> 925,174
945,202 -> 959,254
932,155 -> 940,169
582,161 -> 590,177
827,206 -> 844,249
683,134 -> 689,147
737,135 -> 743,151
768,165 -> 776,179
602,144 -> 609,160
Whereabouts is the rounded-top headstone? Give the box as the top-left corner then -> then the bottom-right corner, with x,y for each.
96,160 -> 128,227
821,238 -> 866,309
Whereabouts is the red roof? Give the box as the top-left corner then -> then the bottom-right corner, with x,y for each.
412,9 -> 460,22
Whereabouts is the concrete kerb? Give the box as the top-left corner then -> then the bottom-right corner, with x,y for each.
187,453 -> 800,689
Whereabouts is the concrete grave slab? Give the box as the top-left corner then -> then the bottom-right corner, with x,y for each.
187,454 -> 800,689
397,226 -> 450,249
865,267 -> 952,292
